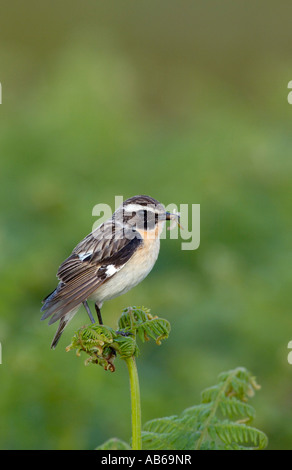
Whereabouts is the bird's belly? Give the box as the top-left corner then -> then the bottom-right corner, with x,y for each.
89,238 -> 160,303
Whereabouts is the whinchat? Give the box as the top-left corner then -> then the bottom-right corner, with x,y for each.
41,195 -> 180,348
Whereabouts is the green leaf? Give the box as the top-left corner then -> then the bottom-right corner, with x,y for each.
213,422 -> 268,450
96,437 -> 131,450
66,306 -> 170,371
118,306 -> 171,346
142,367 -> 268,450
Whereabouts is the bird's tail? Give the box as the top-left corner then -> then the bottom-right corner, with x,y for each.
41,283 -> 82,348
50,307 -> 79,349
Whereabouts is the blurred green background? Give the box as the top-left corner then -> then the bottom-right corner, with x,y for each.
1,0 -> 292,450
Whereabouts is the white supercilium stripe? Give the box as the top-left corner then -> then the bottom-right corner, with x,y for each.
123,204 -> 156,213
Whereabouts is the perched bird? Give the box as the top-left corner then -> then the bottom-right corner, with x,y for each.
41,195 -> 180,348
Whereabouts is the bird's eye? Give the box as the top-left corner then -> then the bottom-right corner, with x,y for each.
145,210 -> 156,230
143,210 -> 148,229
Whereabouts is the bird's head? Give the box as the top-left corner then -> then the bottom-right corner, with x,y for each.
113,195 -> 180,239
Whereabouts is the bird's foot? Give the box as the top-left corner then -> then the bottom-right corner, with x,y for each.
115,330 -> 133,337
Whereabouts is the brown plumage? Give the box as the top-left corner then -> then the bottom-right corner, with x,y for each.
41,195 -> 178,348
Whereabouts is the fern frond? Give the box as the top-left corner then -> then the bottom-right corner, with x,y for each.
218,397 -> 256,421
118,306 -> 171,345
66,306 -> 170,371
96,437 -> 131,450
67,310 -> 267,451
213,422 -> 268,450
141,367 -> 267,450
142,414 -> 201,450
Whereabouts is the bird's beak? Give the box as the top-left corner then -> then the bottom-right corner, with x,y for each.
165,211 -> 175,220
163,211 -> 183,229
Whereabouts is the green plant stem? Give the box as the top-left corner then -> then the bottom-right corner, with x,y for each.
124,356 -> 142,450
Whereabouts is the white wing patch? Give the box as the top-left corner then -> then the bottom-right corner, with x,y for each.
105,264 -> 120,276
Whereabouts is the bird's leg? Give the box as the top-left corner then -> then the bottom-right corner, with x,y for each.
94,302 -> 116,365
115,330 -> 133,336
95,302 -> 103,325
83,300 -> 95,324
